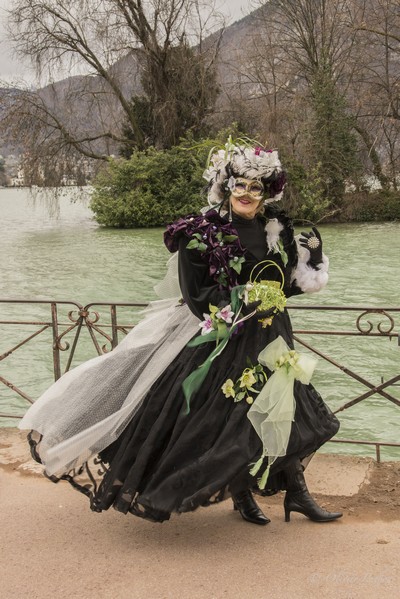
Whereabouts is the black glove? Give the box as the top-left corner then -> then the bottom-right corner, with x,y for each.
299,226 -> 323,268
241,300 -> 276,320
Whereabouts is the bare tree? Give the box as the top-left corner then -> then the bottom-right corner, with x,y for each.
0,155 -> 7,186
2,0 -> 223,184
233,10 -> 309,151
348,0 -> 400,186
243,0 -> 361,205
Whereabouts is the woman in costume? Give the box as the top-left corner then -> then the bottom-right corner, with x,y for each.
20,141 -> 342,526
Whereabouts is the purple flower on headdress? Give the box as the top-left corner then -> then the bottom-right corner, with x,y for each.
268,171 -> 286,198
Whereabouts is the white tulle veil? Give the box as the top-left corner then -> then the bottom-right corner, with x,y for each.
19,252 -> 200,476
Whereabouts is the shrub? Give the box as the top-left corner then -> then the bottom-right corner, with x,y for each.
91,141 -> 214,227
341,190 -> 400,222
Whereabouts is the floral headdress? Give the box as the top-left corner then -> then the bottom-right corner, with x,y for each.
203,136 -> 286,208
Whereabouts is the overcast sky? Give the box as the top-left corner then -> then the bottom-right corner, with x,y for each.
0,0 -> 254,86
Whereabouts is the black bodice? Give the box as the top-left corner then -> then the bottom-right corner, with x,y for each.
231,213 -> 268,262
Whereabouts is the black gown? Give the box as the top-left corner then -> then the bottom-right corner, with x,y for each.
90,210 -> 339,522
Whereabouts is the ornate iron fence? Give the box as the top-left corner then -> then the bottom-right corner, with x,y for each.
1,299 -> 399,461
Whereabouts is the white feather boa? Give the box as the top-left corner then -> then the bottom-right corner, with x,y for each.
264,218 -> 284,252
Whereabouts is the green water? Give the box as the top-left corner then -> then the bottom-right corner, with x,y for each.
0,188 -> 399,458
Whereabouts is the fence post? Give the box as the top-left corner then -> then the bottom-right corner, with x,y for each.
110,304 -> 118,349
51,302 -> 61,381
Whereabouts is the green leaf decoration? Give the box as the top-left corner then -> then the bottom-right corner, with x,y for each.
235,135 -> 263,148
256,371 -> 268,385
205,145 -> 217,169
230,285 -> 245,313
231,261 -> 242,274
186,239 -> 200,249
222,235 -> 239,242
217,272 -> 228,285
192,233 -> 202,240
229,256 -> 245,273
182,335 -> 231,414
187,331 -> 219,347
198,242 -> 208,252
277,239 -> 289,267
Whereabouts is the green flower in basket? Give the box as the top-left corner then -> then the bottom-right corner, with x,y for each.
245,260 -> 287,325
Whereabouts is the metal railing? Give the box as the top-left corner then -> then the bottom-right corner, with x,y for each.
1,299 -> 399,461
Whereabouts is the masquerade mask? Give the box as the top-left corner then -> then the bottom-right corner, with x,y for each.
230,178 -> 264,201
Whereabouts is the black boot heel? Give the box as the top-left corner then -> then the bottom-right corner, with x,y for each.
284,491 -> 342,522
232,490 -> 271,525
283,459 -> 343,523
284,505 -> 291,522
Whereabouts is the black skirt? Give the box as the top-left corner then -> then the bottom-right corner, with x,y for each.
92,309 -> 339,522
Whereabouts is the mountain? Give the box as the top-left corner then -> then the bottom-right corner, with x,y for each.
0,6 -> 265,158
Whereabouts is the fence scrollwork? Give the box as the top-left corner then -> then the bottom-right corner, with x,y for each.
1,299 -> 399,460
356,309 -> 395,335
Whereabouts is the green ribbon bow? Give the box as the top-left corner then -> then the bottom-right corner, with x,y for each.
247,336 -> 317,489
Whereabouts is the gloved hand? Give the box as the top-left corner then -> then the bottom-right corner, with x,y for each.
299,226 -> 323,268
241,300 -> 276,320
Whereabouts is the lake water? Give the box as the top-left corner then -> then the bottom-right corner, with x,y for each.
0,187 -> 399,458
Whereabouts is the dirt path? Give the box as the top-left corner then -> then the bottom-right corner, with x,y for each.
1,429 -> 399,599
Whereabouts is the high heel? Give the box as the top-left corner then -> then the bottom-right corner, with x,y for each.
283,459 -> 342,523
284,504 -> 290,522
284,491 -> 342,522
232,490 -> 271,525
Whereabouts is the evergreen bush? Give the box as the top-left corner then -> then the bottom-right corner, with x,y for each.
91,141 -> 214,227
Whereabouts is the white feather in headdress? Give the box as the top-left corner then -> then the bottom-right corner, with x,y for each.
203,144 -> 284,207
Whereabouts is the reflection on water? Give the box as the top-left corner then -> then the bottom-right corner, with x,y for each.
0,188 -> 399,458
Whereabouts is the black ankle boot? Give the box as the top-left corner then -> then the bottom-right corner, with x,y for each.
232,490 -> 271,525
283,460 -> 342,523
